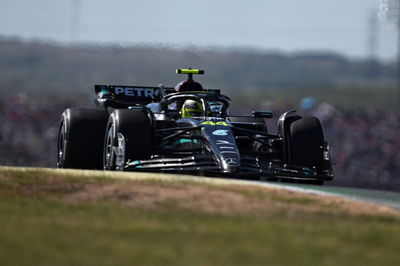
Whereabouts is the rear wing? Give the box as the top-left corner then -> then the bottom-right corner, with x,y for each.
95,85 -> 175,108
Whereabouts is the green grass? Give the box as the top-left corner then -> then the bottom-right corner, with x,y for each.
0,167 -> 399,266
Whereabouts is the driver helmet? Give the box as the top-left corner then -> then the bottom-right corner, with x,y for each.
181,99 -> 204,118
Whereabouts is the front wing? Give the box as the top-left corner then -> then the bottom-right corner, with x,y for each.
124,154 -> 333,182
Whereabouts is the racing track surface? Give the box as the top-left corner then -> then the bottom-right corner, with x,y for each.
234,180 -> 400,211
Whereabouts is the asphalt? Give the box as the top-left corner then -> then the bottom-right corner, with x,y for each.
238,179 -> 400,210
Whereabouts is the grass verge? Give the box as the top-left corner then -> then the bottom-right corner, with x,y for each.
0,167 -> 399,266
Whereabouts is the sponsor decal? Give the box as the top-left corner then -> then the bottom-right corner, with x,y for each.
114,87 -> 159,97
200,121 -> 229,126
212,136 -> 240,168
224,158 -> 239,165
216,140 -> 231,145
212,129 -> 229,136
216,139 -> 238,155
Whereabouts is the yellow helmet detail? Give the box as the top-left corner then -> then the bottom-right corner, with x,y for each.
181,100 -> 204,118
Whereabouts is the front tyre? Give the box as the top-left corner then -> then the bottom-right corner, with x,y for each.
103,109 -> 153,170
288,116 -> 326,185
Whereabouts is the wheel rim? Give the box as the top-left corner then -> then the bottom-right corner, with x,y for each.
104,125 -> 114,170
115,133 -> 126,171
57,123 -> 65,167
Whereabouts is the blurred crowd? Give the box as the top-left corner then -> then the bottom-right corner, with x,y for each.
307,102 -> 399,190
0,93 -> 83,167
0,93 -> 399,191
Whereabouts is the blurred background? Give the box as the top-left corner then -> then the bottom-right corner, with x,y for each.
0,0 -> 399,190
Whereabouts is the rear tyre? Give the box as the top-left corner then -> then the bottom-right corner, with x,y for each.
288,116 -> 325,185
104,109 -> 153,170
57,108 -> 108,169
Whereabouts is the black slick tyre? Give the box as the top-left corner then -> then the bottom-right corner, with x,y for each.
57,108 -> 108,169
104,109 -> 153,170
288,116 -> 325,184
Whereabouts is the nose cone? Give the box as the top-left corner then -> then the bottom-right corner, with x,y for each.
200,122 -> 241,173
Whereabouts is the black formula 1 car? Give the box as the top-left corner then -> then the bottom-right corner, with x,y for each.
58,69 -> 333,184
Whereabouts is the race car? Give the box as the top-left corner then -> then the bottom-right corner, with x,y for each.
57,68 -> 333,184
